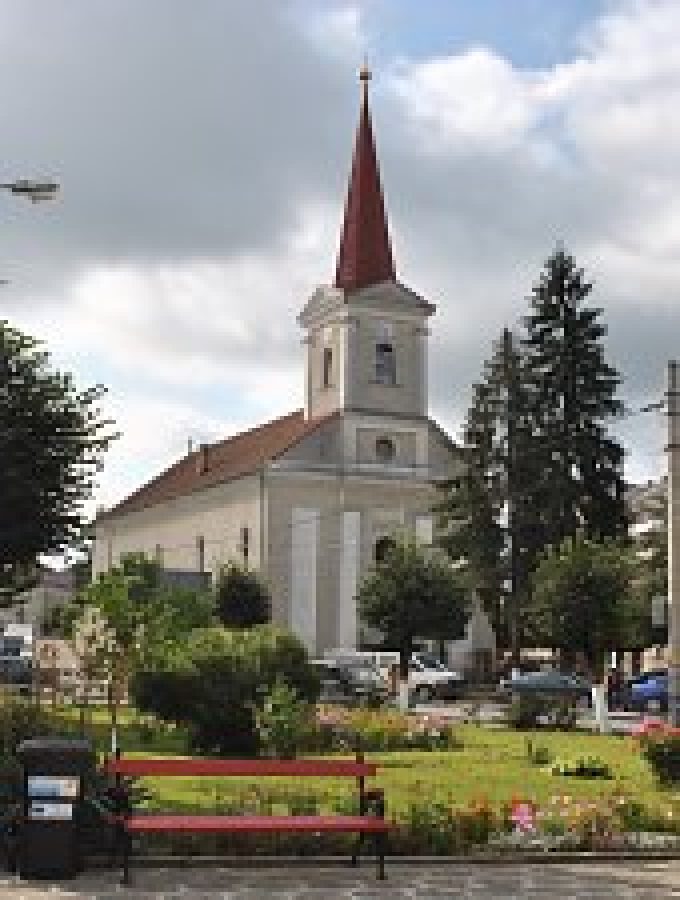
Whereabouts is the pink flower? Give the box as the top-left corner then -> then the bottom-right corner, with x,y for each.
511,802 -> 536,833
631,717 -> 667,738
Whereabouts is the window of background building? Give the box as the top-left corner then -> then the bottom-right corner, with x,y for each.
197,535 -> 205,573
241,526 -> 250,565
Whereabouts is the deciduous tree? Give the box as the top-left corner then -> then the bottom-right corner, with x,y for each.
357,534 -> 466,708
0,321 -> 116,599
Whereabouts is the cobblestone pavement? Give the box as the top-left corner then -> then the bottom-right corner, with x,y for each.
0,861 -> 678,899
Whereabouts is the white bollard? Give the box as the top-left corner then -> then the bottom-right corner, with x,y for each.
398,679 -> 410,712
591,682 -> 609,733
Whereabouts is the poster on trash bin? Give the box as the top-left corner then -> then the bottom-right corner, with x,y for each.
28,802 -> 73,820
27,776 -> 79,798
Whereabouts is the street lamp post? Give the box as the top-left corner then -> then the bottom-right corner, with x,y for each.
667,361 -> 680,726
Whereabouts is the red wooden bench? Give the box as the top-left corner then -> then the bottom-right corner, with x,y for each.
102,753 -> 391,884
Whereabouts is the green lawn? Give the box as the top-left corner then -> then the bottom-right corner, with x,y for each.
57,708 -> 676,826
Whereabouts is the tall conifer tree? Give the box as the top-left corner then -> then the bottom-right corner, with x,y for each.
437,380 -> 505,636
523,247 -> 627,546
437,329 -> 535,655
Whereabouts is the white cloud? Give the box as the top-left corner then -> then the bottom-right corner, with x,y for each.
391,49 -> 543,152
6,0 -> 680,516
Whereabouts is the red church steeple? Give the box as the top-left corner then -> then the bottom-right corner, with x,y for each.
334,63 -> 396,292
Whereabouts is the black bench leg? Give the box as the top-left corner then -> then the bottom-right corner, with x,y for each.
375,831 -> 386,880
5,826 -> 17,875
119,826 -> 132,886
351,832 -> 363,865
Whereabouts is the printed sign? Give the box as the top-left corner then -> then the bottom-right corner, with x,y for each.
29,802 -> 73,820
27,776 -> 79,798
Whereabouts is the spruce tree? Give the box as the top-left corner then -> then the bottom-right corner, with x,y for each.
436,379 -> 505,636
437,329 -> 536,657
523,247 -> 627,546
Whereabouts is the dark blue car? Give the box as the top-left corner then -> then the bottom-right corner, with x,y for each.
627,670 -> 668,713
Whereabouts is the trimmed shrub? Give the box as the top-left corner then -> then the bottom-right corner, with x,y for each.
0,700 -> 54,757
215,563 -> 270,628
508,693 -> 578,730
255,678 -> 316,759
132,624 -> 318,757
637,722 -> 680,786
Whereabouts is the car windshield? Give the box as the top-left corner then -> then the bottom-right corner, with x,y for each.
414,652 -> 446,670
341,659 -> 380,674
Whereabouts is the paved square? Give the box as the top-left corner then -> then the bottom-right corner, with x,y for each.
0,861 -> 677,899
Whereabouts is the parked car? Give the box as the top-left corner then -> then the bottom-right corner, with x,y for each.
324,648 -> 464,704
626,669 -> 668,713
408,652 -> 465,703
311,659 -> 388,707
499,670 -> 592,698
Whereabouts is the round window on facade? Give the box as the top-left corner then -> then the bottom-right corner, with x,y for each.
375,436 -> 396,462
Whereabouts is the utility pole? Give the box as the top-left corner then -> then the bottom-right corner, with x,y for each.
667,360 -> 680,726
502,327 -> 521,665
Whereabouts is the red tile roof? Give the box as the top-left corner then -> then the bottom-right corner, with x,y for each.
335,69 -> 395,292
99,409 -> 336,521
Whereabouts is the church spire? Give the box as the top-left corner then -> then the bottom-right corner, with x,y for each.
334,62 -> 396,292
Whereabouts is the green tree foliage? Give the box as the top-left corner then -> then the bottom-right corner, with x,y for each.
437,329 -> 536,654
526,536 -> 633,676
132,625 -> 319,757
523,247 -> 627,544
438,248 -> 627,659
436,380 -> 505,635
73,553 -> 214,721
214,562 -> 271,628
0,321 -> 117,599
357,534 -> 466,677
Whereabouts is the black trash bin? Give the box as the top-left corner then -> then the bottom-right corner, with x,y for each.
16,737 -> 94,879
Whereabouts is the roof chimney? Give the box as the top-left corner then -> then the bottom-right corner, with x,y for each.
196,443 -> 209,475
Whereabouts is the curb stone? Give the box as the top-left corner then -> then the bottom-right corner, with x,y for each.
87,850 -> 680,868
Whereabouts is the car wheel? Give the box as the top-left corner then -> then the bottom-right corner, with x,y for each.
413,685 -> 433,705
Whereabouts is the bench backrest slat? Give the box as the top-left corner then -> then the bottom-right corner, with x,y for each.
103,758 -> 377,778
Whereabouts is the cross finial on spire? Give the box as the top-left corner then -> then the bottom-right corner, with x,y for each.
359,58 -> 371,100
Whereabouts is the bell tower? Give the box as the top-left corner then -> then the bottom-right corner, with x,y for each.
299,64 -> 435,422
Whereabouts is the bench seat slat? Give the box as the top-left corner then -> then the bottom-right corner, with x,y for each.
124,814 -> 391,833
104,758 -> 377,778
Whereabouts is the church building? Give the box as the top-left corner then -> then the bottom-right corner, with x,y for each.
93,68 -> 463,653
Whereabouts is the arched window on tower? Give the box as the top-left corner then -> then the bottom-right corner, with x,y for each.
375,322 -> 396,385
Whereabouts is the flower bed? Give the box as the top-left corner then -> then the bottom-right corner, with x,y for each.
131,786 -> 679,858
312,706 -> 463,753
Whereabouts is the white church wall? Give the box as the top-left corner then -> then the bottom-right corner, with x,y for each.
94,474 -> 261,580
276,419 -> 343,466
267,471 -> 437,653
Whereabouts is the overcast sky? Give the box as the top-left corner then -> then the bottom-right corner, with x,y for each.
2,0 -> 678,514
